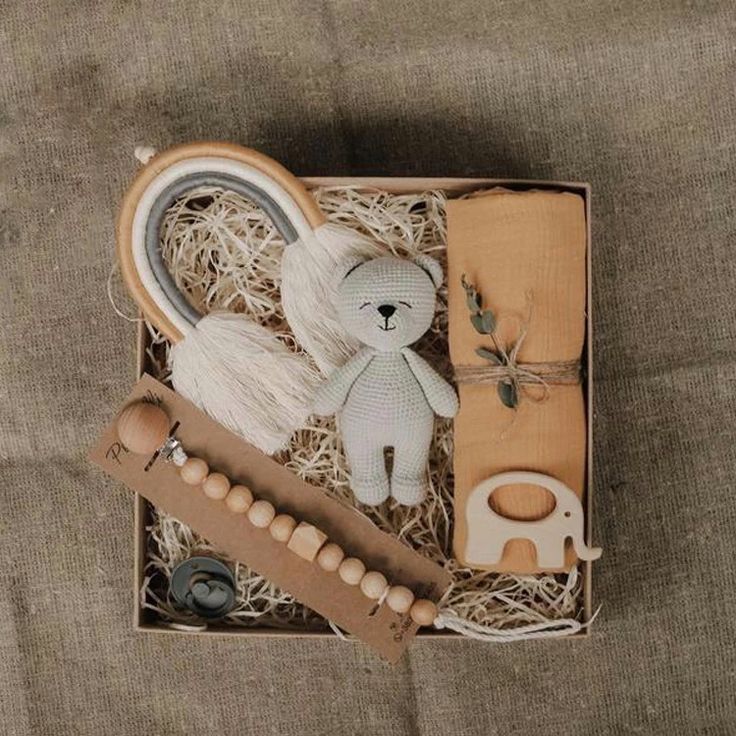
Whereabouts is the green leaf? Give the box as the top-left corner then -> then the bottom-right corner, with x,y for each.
497,380 -> 518,409
466,289 -> 481,312
480,310 -> 496,333
475,347 -> 502,364
470,313 -> 485,334
461,274 -> 482,312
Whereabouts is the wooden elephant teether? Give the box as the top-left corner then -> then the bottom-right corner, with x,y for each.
464,471 -> 602,570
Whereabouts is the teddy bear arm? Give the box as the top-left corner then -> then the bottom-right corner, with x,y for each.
312,349 -> 374,417
401,348 -> 459,419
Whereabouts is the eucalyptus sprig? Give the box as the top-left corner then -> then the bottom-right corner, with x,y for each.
461,275 -> 518,408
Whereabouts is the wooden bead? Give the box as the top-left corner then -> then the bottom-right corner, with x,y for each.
409,599 -> 437,627
225,485 -> 253,513
338,558 -> 366,586
180,458 -> 209,485
117,402 -> 170,454
286,522 -> 328,562
202,472 -> 230,500
316,543 -> 345,572
247,499 -> 276,528
269,514 -> 297,543
386,586 -> 415,614
359,571 -> 388,600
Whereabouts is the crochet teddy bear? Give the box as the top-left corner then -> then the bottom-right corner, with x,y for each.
312,255 -> 459,506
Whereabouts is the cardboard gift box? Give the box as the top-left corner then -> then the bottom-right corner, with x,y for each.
130,175 -> 594,641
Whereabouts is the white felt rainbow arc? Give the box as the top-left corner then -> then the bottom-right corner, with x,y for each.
117,142 -> 383,454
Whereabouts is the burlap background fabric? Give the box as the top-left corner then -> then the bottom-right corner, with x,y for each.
2,1 -> 735,733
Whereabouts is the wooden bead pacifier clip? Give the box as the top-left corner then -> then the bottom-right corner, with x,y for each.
116,400 -> 440,626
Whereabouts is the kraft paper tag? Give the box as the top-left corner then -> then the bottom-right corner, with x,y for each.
89,375 -> 451,663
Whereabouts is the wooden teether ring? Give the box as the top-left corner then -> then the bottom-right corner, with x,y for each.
464,471 -> 602,570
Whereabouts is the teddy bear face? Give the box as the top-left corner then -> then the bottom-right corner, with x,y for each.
336,256 -> 439,351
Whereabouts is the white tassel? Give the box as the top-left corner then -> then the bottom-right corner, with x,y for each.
170,312 -> 319,454
281,222 -> 385,374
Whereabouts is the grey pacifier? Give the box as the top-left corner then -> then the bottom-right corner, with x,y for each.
170,556 -> 236,619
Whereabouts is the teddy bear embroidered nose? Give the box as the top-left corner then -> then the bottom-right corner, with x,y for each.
377,304 -> 396,319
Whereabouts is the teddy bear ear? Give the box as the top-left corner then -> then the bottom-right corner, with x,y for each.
414,254 -> 444,289
338,256 -> 367,283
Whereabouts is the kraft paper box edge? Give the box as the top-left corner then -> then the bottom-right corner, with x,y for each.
130,175 -> 594,640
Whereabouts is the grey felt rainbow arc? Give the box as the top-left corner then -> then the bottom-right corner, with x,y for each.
144,172 -> 300,329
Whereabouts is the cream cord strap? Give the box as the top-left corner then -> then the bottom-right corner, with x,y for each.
433,607 -> 599,641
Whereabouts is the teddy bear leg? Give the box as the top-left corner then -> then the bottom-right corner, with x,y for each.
343,434 -> 390,506
390,423 -> 432,506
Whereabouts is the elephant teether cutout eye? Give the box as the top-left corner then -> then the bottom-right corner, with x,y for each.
465,471 -> 602,571
488,483 -> 556,521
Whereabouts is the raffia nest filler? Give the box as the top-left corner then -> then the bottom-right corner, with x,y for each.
111,183 -> 585,641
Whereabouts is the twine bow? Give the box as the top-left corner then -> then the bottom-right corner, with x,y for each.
454,360 -> 581,390
456,276 -> 581,408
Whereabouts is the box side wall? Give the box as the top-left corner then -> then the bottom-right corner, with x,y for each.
584,183 -> 594,626
133,320 -> 149,629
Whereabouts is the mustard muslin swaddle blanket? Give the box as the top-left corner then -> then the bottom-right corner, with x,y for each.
447,188 -> 588,573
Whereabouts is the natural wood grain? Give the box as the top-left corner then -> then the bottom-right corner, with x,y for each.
224,485 -> 254,514
409,599 -> 437,627
202,472 -> 231,500
116,401 -> 170,454
359,571 -> 388,600
315,542 -> 345,572
269,514 -> 298,543
247,499 -> 276,528
287,522 -> 328,562
180,457 -> 209,485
